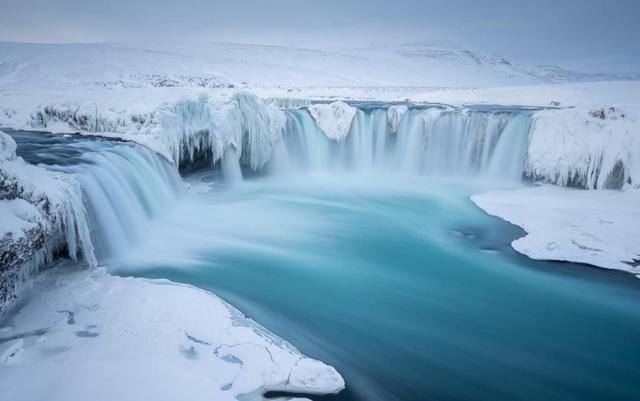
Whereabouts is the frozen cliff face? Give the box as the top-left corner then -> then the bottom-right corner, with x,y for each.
527,106 -> 640,189
0,131 -> 95,308
8,87 -> 640,192
159,92 -> 287,171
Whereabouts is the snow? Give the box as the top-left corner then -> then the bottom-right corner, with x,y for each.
0,264 -> 345,401
472,185 -> 640,276
1,130 -> 96,304
526,106 -> 640,189
0,199 -> 41,239
1,42 -> 623,92
0,40 -> 639,395
307,101 -> 356,141
247,80 -> 640,109
387,104 -> 408,133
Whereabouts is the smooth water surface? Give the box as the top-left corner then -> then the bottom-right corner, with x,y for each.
108,173 -> 640,401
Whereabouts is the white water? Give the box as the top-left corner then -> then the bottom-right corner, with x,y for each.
11,103 -> 533,278
53,142 -> 184,262
269,105 -> 532,182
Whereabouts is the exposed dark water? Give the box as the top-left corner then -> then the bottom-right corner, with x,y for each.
8,129 -> 126,166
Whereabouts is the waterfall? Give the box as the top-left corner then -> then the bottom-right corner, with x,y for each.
155,96 -> 532,183
272,105 -> 532,181
53,143 -> 184,262
283,110 -> 332,170
346,109 -> 389,170
222,145 -> 243,184
486,113 -> 532,181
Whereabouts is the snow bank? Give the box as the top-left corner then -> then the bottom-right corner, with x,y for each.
472,185 -> 640,276
526,106 -> 640,189
0,131 -> 96,307
307,101 -> 356,141
0,265 -> 345,401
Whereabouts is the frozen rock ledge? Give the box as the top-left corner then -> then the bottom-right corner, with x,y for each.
307,101 -> 356,141
472,185 -> 640,277
0,264 -> 345,401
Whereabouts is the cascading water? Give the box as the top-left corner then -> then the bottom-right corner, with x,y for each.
6,101 -> 639,401
73,145 -> 183,261
13,133 -> 184,264
156,96 -> 532,184
281,109 -> 332,170
9,102 -> 532,269
270,104 -> 532,181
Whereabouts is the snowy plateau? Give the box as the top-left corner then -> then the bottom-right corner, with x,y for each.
0,41 -> 639,400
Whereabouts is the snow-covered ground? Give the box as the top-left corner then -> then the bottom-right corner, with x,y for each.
0,264 -> 344,401
472,185 -> 640,276
1,42 -> 628,91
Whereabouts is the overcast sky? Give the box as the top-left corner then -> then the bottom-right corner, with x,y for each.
1,0 -> 638,74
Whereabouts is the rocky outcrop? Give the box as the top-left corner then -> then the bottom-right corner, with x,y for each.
0,131 -> 95,309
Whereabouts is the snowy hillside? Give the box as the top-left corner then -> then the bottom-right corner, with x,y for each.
0,42 -> 630,91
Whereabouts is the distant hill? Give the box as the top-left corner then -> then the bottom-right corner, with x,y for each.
0,42 -> 635,91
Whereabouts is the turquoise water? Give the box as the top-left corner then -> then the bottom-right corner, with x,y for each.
109,173 -> 640,401
10,131 -> 640,401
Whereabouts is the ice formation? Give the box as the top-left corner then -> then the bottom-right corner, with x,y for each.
526,106 -> 640,189
2,87 -> 639,287
154,92 -> 287,174
0,131 -> 95,306
307,101 -> 357,141
387,104 -> 408,134
281,105 -> 532,180
0,265 -> 345,401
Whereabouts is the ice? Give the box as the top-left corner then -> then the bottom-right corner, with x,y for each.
472,185 -> 640,275
0,199 -> 41,239
0,265 -> 345,401
1,40 -> 639,399
526,106 -> 640,189
0,131 -> 97,304
307,101 -> 356,141
0,131 -> 96,264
